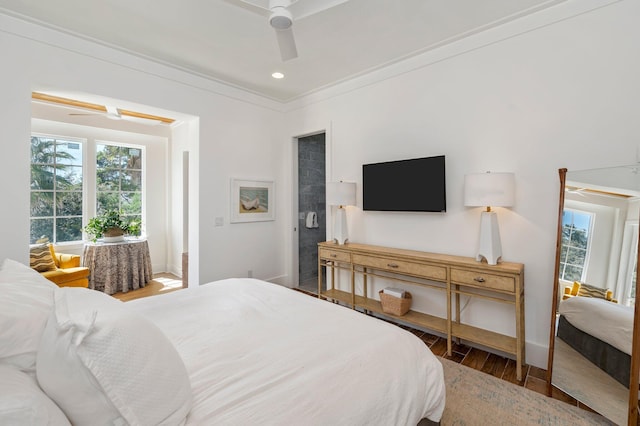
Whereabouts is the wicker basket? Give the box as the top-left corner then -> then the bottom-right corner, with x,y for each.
379,290 -> 412,316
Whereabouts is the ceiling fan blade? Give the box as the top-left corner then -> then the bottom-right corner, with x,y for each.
223,0 -> 270,16
275,27 -> 297,61
289,0 -> 348,20
121,116 -> 162,126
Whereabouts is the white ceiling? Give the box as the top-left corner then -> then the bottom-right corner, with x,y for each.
1,0 -> 565,102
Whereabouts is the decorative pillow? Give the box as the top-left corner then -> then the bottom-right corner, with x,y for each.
37,287 -> 193,426
0,258 -> 57,373
29,244 -> 57,272
576,282 -> 609,299
0,364 -> 70,426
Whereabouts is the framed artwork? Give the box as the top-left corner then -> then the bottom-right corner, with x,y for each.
230,178 -> 275,223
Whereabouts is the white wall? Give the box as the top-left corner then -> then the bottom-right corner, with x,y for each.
169,122 -> 189,277
283,0 -> 640,368
0,13 -> 285,287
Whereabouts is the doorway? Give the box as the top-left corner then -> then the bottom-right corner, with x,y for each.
297,133 -> 326,293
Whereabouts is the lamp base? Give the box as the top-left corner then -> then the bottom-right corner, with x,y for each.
476,210 -> 503,265
332,206 -> 349,245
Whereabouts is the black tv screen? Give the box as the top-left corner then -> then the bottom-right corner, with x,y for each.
362,155 -> 446,212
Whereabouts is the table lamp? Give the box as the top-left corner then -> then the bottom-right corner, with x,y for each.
326,181 -> 356,245
464,172 -> 515,265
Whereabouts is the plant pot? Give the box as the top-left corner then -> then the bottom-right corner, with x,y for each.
103,227 -> 125,243
104,227 -> 124,237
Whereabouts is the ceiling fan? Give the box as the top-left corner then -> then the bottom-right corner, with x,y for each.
69,106 -> 165,126
565,186 -> 587,196
226,0 -> 349,61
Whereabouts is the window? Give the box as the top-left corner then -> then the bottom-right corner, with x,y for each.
559,209 -> 593,282
96,144 -> 143,229
30,136 -> 84,244
29,135 -> 144,244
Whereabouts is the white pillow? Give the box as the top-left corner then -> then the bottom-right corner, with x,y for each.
0,364 -> 70,426
0,258 -> 57,373
0,258 -> 57,288
37,287 -> 193,426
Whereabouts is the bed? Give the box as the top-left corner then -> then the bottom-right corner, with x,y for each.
557,296 -> 634,386
0,259 -> 446,425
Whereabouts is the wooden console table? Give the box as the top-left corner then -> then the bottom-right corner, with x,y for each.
83,239 -> 152,295
317,241 -> 526,380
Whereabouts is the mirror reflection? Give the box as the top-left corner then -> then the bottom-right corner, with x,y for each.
551,165 -> 640,426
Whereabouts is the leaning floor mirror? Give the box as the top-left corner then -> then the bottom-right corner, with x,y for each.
546,167 -> 640,425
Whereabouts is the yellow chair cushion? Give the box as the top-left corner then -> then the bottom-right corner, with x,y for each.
49,245 -> 81,269
40,267 -> 90,287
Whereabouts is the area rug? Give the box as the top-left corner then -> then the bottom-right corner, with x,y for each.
439,357 -> 615,425
551,338 -> 627,426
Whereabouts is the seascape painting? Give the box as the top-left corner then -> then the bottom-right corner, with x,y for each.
231,179 -> 275,223
239,186 -> 268,213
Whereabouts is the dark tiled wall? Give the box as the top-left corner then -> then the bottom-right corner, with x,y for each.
298,133 -> 326,285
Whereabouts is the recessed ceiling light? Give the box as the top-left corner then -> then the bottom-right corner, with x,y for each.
272,72 -> 284,79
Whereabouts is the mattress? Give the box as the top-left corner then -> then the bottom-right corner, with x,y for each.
129,278 -> 446,425
558,296 -> 633,356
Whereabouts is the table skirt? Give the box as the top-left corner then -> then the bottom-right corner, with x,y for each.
83,240 -> 152,295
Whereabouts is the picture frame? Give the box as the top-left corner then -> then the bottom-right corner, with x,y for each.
230,178 -> 275,223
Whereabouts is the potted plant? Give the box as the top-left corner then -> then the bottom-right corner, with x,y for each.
84,209 -> 141,242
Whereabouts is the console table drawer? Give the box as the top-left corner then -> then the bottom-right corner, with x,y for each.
319,248 -> 351,263
352,254 -> 447,281
451,269 -> 515,293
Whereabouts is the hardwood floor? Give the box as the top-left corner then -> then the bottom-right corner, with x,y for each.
111,272 -> 183,302
413,326 -> 598,414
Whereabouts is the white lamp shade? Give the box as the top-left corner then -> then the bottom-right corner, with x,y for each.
464,172 -> 515,208
326,182 -> 356,206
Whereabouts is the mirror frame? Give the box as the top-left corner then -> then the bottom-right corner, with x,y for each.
546,168 -> 640,425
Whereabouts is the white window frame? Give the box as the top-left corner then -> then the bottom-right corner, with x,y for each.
93,140 -> 146,232
29,132 -> 146,245
30,133 -> 87,245
559,208 -> 595,283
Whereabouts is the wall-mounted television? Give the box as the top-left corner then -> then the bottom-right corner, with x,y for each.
362,155 -> 446,212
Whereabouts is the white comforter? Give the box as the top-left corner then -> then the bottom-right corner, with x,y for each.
129,278 -> 446,425
559,296 -> 634,355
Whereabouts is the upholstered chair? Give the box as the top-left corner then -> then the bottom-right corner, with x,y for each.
30,244 -> 90,288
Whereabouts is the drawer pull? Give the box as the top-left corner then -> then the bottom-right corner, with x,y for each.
387,263 -> 399,268
474,277 -> 486,283
330,254 -> 338,258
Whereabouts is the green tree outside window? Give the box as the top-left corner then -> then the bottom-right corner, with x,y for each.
96,144 -> 142,233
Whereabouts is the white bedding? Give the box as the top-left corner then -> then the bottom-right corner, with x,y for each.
129,278 -> 446,425
558,296 -> 634,355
